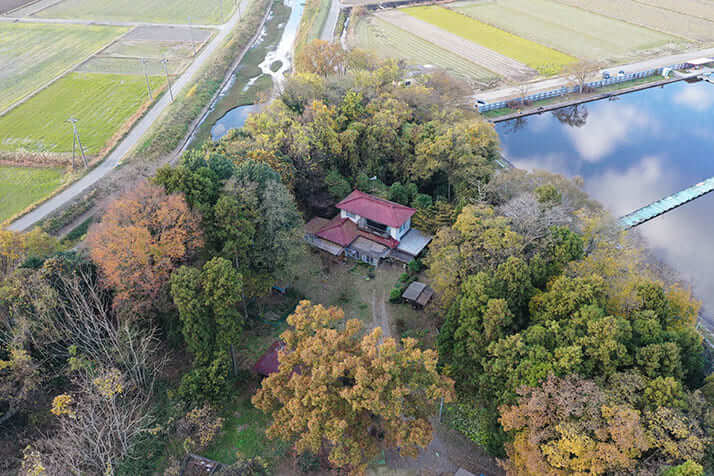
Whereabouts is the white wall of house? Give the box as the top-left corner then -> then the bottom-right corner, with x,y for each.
341,209 -> 360,223
389,217 -> 411,241
340,210 -> 411,241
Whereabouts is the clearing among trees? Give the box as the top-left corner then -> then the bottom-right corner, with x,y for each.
33,0 -> 237,24
452,0 -> 680,62
0,22 -> 126,112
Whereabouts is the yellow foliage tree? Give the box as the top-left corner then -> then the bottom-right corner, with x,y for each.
252,301 -> 454,474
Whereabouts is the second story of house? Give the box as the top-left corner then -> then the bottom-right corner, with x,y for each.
336,190 -> 415,242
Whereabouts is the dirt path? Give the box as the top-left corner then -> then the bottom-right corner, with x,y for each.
377,9 -> 535,80
371,284 -> 393,340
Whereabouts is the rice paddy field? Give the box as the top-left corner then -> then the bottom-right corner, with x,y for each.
403,5 -> 577,75
0,22 -> 126,112
554,0 -> 714,42
34,0 -> 235,24
0,72 -> 164,155
351,16 -> 499,84
0,166 -> 67,222
451,0 -> 679,61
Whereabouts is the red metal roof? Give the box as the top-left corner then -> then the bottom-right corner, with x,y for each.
336,190 -> 415,228
254,341 -> 284,376
316,216 -> 358,247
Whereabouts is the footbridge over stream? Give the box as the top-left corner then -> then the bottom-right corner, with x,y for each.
619,177 -> 714,229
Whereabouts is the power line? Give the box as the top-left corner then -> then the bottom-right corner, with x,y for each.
161,58 -> 174,102
141,58 -> 153,99
66,118 -> 88,169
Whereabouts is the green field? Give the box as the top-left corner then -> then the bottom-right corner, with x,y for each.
404,5 -> 577,74
0,72 -> 163,154
453,0 -> 676,61
35,0 -> 235,24
0,166 -> 66,222
76,56 -> 191,75
0,23 -> 126,112
353,16 -> 499,84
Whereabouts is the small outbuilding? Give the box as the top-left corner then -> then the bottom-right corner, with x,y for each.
253,341 -> 284,377
401,281 -> 434,308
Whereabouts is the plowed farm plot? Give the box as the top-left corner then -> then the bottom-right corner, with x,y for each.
452,0 -> 679,61
403,5 -> 576,75
351,15 -> 500,84
34,0 -> 236,24
554,0 -> 714,42
0,22 -> 126,112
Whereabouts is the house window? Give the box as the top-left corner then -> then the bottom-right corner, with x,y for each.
345,211 -> 357,220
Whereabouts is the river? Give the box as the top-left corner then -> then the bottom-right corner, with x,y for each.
496,80 -> 714,330
208,0 -> 305,142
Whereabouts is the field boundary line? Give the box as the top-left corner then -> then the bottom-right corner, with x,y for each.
631,0 -> 714,25
377,9 -> 532,79
0,25 -> 133,117
549,0 -> 694,43
175,0 -> 273,157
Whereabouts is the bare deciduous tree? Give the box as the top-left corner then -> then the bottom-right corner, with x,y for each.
498,192 -> 572,249
567,60 -> 602,94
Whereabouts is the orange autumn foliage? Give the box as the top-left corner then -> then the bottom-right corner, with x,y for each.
87,182 -> 202,317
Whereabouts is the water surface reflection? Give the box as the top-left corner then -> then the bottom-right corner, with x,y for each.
496,81 -> 714,325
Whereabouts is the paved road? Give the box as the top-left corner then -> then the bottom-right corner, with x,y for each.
476,47 -> 714,103
7,5 -> 247,232
0,15 -> 220,28
320,0 -> 340,41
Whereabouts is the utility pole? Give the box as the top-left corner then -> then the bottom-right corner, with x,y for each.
188,16 -> 196,56
237,0 -> 241,20
161,58 -> 174,102
141,58 -> 153,99
66,118 -> 88,169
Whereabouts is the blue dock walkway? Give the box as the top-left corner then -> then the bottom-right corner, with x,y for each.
619,177 -> 714,228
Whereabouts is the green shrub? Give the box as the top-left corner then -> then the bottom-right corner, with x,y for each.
408,259 -> 423,274
389,287 -> 402,303
399,272 -> 410,283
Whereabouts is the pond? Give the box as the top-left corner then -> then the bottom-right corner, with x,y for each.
496,80 -> 714,329
211,104 -> 262,141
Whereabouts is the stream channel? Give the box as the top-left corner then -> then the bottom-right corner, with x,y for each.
192,0 -> 306,145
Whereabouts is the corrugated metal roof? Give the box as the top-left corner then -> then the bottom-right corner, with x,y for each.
336,190 -> 415,227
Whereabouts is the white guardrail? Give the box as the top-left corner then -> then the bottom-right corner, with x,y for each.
477,63 -> 688,113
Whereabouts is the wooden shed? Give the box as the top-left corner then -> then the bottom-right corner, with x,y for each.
401,282 -> 434,308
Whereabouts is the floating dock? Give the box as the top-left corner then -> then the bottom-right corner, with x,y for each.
619,177 -> 714,228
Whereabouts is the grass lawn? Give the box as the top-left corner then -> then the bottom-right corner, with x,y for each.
0,72 -> 163,154
0,22 -> 126,112
202,392 -> 289,465
352,16 -> 499,84
34,0 -> 235,24
0,166 -> 66,222
404,5 -> 576,75
452,0 -> 676,61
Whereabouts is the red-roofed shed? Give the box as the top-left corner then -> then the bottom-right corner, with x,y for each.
254,341 -> 284,377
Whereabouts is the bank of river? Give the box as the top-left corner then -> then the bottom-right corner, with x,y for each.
496,80 -> 714,331
191,0 -> 306,145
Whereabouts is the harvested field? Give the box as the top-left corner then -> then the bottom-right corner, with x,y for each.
403,5 -> 577,75
102,40 -> 198,60
376,10 -> 530,79
0,0 -> 35,14
638,0 -> 714,20
122,25 -> 213,43
0,166 -> 66,222
554,0 -> 714,42
351,15 -> 499,84
0,22 -> 126,112
34,0 -> 235,24
0,72 -> 163,155
75,56 -> 191,75
452,0 -> 678,61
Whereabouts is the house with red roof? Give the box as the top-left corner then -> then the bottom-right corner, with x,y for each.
304,190 -> 432,266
